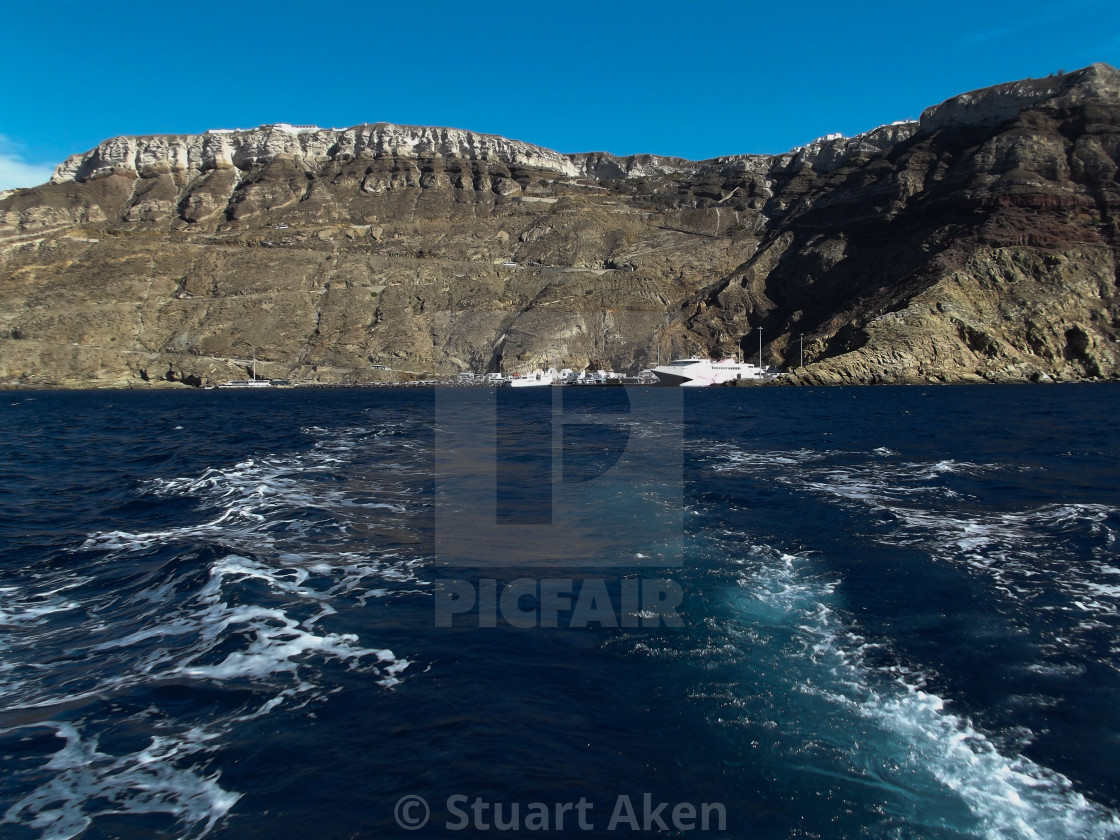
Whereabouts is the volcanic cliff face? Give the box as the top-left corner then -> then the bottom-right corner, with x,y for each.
1,64 -> 1118,387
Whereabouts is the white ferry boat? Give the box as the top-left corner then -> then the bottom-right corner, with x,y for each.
650,357 -> 771,387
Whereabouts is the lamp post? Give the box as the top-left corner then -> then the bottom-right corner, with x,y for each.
799,333 -> 804,369
757,327 -> 763,371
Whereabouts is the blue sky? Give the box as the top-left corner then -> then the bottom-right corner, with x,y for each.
1,0 -> 1118,190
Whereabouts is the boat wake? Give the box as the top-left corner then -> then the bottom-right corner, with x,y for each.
621,538 -> 1120,839
0,420 -> 432,840
709,445 -> 1120,660
657,442 -> 1120,838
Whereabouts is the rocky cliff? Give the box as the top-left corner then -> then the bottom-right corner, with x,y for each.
2,64 -> 1118,387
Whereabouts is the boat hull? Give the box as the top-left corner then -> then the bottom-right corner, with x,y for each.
650,370 -> 691,386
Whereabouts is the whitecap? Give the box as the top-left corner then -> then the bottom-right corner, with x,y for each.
650,540 -> 1120,839
0,721 -> 240,840
1,419 -> 433,838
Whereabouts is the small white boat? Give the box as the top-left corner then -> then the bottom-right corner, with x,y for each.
507,367 -> 558,387
220,350 -> 277,388
570,369 -> 623,385
219,379 -> 274,388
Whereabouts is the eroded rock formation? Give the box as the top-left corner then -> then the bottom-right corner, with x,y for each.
1,65 -> 1118,387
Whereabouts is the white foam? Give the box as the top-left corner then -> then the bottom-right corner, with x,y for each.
658,537 -> 1120,839
1,419 -> 432,837
711,447 -> 1120,653
795,560 -> 1118,838
0,584 -> 81,626
82,422 -> 427,573
813,644 -> 1120,839
76,553 -> 414,696
710,446 -> 836,471
1,722 -> 240,840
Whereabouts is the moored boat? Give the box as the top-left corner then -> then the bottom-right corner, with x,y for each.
219,379 -> 275,388
506,368 -> 559,387
650,356 -> 771,387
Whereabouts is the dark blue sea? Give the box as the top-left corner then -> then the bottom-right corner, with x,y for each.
2,385 -> 1119,840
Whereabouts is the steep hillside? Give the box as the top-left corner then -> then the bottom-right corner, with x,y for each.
1,64 -> 1117,387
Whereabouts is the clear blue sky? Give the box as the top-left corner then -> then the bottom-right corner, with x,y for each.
2,0 -> 1118,189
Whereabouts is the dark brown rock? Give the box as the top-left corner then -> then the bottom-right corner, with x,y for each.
2,66 -> 1119,387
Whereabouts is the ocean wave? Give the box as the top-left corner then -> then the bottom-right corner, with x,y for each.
1,721 -> 239,840
709,447 -> 1120,644
664,539 -> 1120,839
786,564 -> 1120,840
0,419 -> 432,839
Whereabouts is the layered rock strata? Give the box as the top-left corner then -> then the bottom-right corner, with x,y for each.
1,65 -> 1118,387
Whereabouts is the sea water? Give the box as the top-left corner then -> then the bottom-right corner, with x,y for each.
0,385 -> 1118,839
